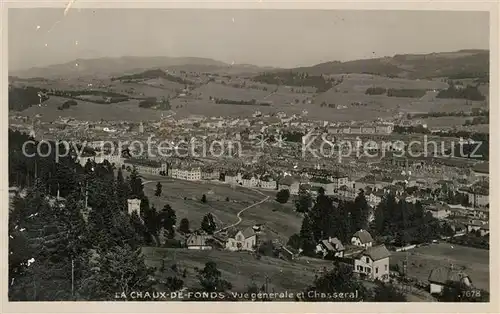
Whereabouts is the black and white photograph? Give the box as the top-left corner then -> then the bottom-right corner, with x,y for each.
6,4 -> 493,306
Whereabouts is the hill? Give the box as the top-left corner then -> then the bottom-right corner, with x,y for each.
280,50 -> 489,79
11,56 -> 275,79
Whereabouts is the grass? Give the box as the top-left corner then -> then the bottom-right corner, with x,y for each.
141,175 -> 302,240
141,246 -> 335,293
390,242 -> 489,291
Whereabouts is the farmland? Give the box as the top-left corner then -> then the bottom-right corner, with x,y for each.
390,243 -> 489,291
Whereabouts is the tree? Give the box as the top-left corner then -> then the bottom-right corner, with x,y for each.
159,204 -> 176,239
299,214 -> 316,256
155,182 -> 162,197
116,169 -> 130,211
179,218 -> 190,234
196,261 -> 232,292
275,189 -> 290,204
287,233 -> 302,250
201,194 -> 207,203
304,263 -> 366,301
351,189 -> 370,231
371,282 -> 407,301
295,186 -> 313,213
128,166 -> 144,199
201,213 -> 217,235
77,245 -> 155,300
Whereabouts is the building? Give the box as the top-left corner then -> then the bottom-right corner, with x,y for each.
351,229 -> 374,248
366,191 -> 383,206
353,244 -> 390,281
127,198 -> 141,217
241,174 -> 260,188
278,176 -> 300,195
201,167 -> 220,180
428,266 -> 473,295
124,159 -> 167,175
259,176 -> 277,190
426,203 -> 451,219
315,237 -> 345,258
337,185 -> 357,199
225,228 -> 257,252
224,172 -> 242,185
171,166 -> 202,181
186,233 -> 213,250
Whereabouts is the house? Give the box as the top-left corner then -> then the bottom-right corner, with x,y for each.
186,233 -> 213,250
366,190 -> 384,206
315,237 -> 345,258
351,229 -> 374,248
278,246 -> 301,261
337,185 -> 357,199
426,203 -> 451,219
428,266 -> 473,295
225,227 -> 257,252
225,172 -> 242,185
353,244 -> 390,281
260,175 -> 277,190
466,219 -> 487,233
241,174 -> 260,188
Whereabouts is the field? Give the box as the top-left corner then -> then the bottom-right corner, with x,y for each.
423,117 -> 470,130
141,247 -> 335,294
140,175 -> 303,242
22,96 -> 162,122
332,73 -> 448,93
390,243 -> 489,291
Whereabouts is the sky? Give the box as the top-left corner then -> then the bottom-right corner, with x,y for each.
8,9 -> 490,70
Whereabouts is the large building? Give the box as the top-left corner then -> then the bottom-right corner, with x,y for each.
170,166 -> 202,181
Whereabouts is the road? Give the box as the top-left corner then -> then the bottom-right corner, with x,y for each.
142,178 -> 270,233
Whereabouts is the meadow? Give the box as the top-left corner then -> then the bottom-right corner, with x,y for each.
390,242 -> 489,291
140,175 -> 303,241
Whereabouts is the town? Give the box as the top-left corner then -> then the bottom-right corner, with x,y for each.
7,8 -> 490,304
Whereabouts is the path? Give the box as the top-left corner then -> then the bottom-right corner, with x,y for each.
215,188 -> 269,233
142,178 -> 270,233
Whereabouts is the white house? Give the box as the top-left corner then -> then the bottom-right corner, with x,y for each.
225,228 -> 257,252
351,229 -> 374,248
353,244 -> 390,281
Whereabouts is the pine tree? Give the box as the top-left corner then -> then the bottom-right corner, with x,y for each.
295,186 -> 313,213
351,190 -> 370,231
116,169 -> 129,211
159,204 -> 177,239
299,214 -> 316,255
201,213 -> 216,234
196,261 -> 232,293
155,182 -> 163,197
128,166 -> 144,199
77,245 -> 155,300
179,218 -> 190,234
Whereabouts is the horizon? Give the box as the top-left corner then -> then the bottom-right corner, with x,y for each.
9,48 -> 491,73
9,9 -> 489,71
